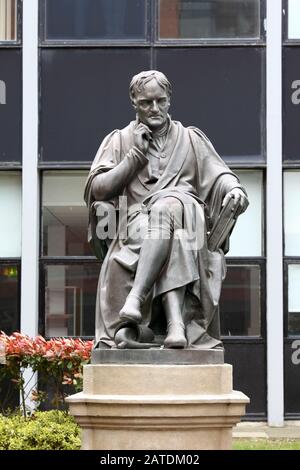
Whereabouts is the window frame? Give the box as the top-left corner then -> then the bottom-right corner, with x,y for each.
39,0 -> 151,47
39,257 -> 100,338
155,0 -> 266,46
40,169 -> 92,257
220,257 -> 266,341
284,258 -> 300,338
227,168 -> 265,257
0,0 -> 22,47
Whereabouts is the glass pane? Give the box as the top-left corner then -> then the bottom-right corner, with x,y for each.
227,170 -> 263,257
0,0 -> 17,41
0,264 -> 19,334
44,263 -> 99,337
0,49 -> 22,162
40,48 -> 150,162
283,48 -> 300,161
159,0 -> 260,39
288,0 -> 300,39
156,47 -> 263,162
284,171 -> 300,255
288,265 -> 300,335
220,265 -> 261,336
44,0 -> 146,41
42,171 -> 91,256
0,172 -> 21,257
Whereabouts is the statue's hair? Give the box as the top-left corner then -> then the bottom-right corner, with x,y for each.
129,70 -> 172,102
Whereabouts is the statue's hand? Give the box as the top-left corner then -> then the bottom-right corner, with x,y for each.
133,123 -> 152,155
222,188 -> 249,216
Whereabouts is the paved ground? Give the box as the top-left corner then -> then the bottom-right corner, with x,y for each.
233,421 -> 300,439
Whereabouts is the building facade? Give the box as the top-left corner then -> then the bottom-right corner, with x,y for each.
0,0 -> 299,423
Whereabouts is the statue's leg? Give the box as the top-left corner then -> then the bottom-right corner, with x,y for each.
162,287 -> 187,349
119,197 -> 182,323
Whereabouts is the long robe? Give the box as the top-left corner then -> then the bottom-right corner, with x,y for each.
84,119 -> 245,348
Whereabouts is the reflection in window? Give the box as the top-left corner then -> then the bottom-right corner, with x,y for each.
0,0 -> 16,41
159,0 -> 260,39
220,265 -> 261,336
288,0 -> 300,39
44,0 -> 146,41
0,172 -> 21,257
0,264 -> 19,334
288,265 -> 300,335
44,264 -> 99,337
284,171 -> 300,256
42,171 -> 91,257
228,171 -> 263,257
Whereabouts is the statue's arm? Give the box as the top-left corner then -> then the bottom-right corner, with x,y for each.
91,146 -> 148,201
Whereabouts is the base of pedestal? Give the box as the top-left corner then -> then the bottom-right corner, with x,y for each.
66,363 -> 249,450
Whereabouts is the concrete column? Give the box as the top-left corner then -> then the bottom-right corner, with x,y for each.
21,0 -> 39,410
266,0 -> 284,426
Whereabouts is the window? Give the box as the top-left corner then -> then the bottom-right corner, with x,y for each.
288,264 -> 300,335
42,0 -> 148,42
41,171 -> 100,338
40,49 -> 151,162
159,0 -> 261,40
287,0 -> 300,39
228,170 -> 263,257
220,264 -> 261,337
42,171 -> 91,256
284,171 -> 300,255
0,0 -> 17,41
156,47 -> 264,162
43,263 -> 99,337
0,172 -> 21,257
0,263 -> 19,334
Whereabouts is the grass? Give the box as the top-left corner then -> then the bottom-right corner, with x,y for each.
233,438 -> 300,450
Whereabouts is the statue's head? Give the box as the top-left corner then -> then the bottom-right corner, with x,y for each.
129,70 -> 172,130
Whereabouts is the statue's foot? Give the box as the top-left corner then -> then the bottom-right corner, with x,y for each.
164,322 -> 187,349
119,294 -> 143,324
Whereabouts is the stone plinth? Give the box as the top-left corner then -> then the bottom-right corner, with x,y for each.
91,347 -> 224,365
66,362 -> 249,450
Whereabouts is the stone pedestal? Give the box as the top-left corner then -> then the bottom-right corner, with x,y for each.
67,360 -> 249,450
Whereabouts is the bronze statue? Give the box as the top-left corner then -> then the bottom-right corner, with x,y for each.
84,70 -> 248,350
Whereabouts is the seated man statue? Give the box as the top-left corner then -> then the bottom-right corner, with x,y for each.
84,70 -> 248,350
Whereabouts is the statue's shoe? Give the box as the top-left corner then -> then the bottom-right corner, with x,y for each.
119,294 -> 143,324
164,322 -> 187,349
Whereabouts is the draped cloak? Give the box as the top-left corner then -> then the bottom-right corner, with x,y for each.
84,119 -> 245,348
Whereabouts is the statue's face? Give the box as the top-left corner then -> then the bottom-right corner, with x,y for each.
133,79 -> 170,130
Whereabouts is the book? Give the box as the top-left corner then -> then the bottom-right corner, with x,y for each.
207,196 -> 239,251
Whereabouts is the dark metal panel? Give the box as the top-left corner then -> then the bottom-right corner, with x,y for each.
155,47 -> 264,163
283,47 -> 300,162
224,341 -> 267,417
0,49 -> 22,163
40,48 -> 151,162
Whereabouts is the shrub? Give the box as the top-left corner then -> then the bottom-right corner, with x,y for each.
0,410 -> 81,450
0,332 -> 93,414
